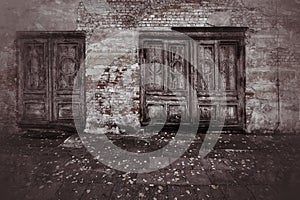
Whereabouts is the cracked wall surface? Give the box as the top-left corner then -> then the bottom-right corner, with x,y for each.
0,0 -> 299,134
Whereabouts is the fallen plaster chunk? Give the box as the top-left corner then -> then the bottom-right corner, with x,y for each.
59,135 -> 83,149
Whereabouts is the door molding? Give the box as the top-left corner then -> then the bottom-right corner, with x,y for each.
16,31 -> 86,131
139,28 -> 247,131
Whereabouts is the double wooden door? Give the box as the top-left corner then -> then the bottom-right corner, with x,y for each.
140,29 -> 246,131
17,32 -> 85,130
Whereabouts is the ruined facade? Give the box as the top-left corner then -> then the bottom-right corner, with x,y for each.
0,0 -> 299,135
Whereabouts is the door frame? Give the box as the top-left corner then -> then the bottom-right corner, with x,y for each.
16,31 -> 86,131
139,27 -> 247,132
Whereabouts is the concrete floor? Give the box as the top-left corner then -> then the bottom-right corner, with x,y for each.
0,131 -> 299,200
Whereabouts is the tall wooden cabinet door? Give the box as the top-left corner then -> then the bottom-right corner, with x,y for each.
140,39 -> 191,125
218,41 -> 245,128
51,38 -> 85,128
165,40 -> 191,124
17,39 -> 50,125
140,40 -> 166,125
194,41 -> 219,128
195,40 -> 245,130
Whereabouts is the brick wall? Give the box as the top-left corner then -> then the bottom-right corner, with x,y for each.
0,0 -> 299,135
84,29 -> 141,133
78,0 -> 300,134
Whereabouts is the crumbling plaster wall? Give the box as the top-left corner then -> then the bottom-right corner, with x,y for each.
84,29 -> 141,134
78,0 -> 300,134
0,0 -> 81,135
0,0 -> 299,135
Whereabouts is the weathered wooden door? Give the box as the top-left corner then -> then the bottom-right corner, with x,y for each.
194,40 -> 245,130
17,32 -> 85,130
140,28 -> 246,131
140,39 -> 191,125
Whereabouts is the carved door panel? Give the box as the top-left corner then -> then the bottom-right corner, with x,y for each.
218,42 -> 242,126
17,39 -> 50,125
52,38 -> 85,126
165,41 -> 190,124
195,41 -> 244,129
140,30 -> 245,130
17,32 -> 85,130
194,41 -> 218,126
140,40 -> 191,125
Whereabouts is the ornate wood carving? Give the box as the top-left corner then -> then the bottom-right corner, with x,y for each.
220,105 -> 238,123
168,45 -> 186,90
219,44 -> 237,91
197,44 -> 215,91
24,43 -> 46,90
140,29 -> 246,130
168,105 -> 186,123
143,42 -> 164,91
141,39 -> 190,125
56,44 -> 80,90
24,103 -> 46,119
199,106 -> 216,121
17,32 -> 85,130
147,104 -> 166,123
